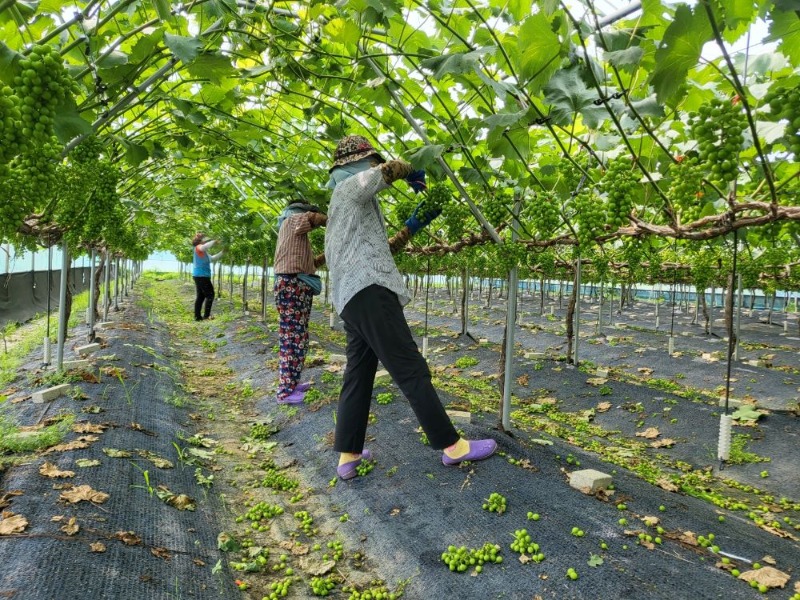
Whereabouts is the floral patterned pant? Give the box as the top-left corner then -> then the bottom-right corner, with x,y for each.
274,275 -> 313,399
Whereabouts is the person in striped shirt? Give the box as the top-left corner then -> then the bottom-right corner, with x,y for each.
273,201 -> 327,404
324,135 -> 497,480
192,233 -> 224,321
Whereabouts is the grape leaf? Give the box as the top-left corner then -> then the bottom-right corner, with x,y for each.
604,46 -> 645,70
515,13 -> 562,86
544,68 -> 611,129
588,554 -> 604,567
151,0 -> 173,22
649,4 -> 713,106
406,144 -> 445,169
164,34 -> 203,64
0,41 -> 21,84
481,110 -> 528,134
420,47 -> 495,80
731,405 -> 763,421
768,9 -> 800,64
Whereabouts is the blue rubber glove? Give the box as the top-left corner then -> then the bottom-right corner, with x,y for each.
405,202 -> 441,235
405,169 -> 427,194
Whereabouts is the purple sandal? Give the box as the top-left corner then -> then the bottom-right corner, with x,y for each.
295,382 -> 313,393
277,389 -> 306,405
442,439 -> 497,466
337,449 -> 373,480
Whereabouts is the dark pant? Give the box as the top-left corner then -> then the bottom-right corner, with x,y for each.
335,285 -> 459,453
193,276 -> 215,319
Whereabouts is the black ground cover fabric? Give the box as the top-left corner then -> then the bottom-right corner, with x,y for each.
0,300 -> 238,600
1,280 -> 798,600
255,316 -> 800,599
408,289 -> 800,412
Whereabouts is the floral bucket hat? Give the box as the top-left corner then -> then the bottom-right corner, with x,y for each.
330,135 -> 385,171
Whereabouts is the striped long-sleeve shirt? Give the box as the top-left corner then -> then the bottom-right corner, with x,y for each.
274,212 -> 327,275
324,160 -> 413,314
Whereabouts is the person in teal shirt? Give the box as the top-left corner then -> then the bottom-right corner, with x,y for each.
191,232 -> 224,321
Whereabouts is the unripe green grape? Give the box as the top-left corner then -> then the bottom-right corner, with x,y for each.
599,157 -> 637,228
523,190 -> 561,238
689,97 -> 746,184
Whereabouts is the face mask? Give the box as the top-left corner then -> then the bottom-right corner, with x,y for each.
325,158 -> 375,190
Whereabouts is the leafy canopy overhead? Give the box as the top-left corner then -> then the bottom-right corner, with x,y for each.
0,0 -> 798,285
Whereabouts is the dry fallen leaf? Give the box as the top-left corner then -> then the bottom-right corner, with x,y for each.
586,377 -> 608,386
678,530 -> 698,546
299,557 -> 336,576
90,541 -> 107,553
636,427 -> 660,439
60,517 -> 79,536
762,555 -> 777,566
650,438 -> 676,448
59,485 -> 109,505
79,371 -> 100,383
390,508 -> 401,516
75,435 -> 100,443
44,440 -> 91,454
72,423 -> 107,434
115,531 -> 142,546
642,516 -> 660,527
136,450 -> 173,469
0,490 -> 23,509
39,462 -> 75,479
637,367 -> 653,376
516,373 -> 530,386
656,478 -> 679,492
738,566 -> 790,589
596,402 -> 612,413
102,448 -> 132,458
101,366 -> 127,378
279,540 -> 310,555
192,558 -> 205,567
0,511 -> 28,535
151,547 -> 172,560
155,486 -> 195,511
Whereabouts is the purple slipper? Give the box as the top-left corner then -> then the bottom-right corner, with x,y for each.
442,439 -> 497,466
337,449 -> 373,480
295,382 -> 313,393
277,389 -> 305,405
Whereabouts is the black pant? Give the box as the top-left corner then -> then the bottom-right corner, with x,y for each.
335,285 -> 459,453
193,276 -> 215,319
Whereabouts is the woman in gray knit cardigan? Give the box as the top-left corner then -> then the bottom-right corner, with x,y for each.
324,135 -> 496,480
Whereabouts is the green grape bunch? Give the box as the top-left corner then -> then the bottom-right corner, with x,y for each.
600,158 -> 637,228
415,182 -> 452,222
0,85 -> 23,164
481,193 -> 508,226
689,97 -> 746,184
668,156 -> 706,224
71,135 -> 104,164
763,87 -> 800,156
442,200 -> 472,241
523,191 -> 561,239
495,241 -> 527,273
571,189 -> 607,249
14,44 -> 78,147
